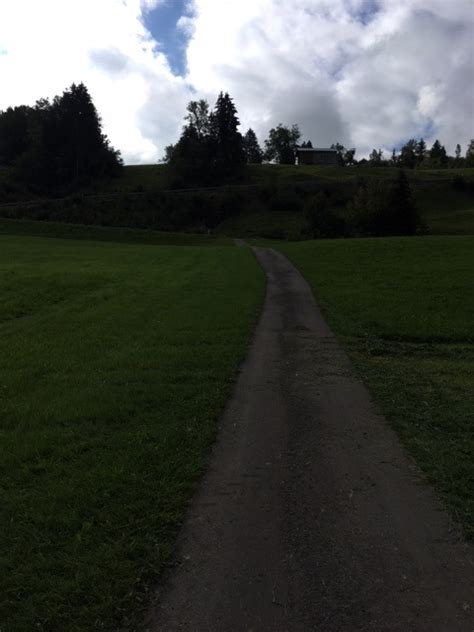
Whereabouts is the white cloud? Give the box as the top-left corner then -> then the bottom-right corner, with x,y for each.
184,0 -> 474,156
0,0 -> 472,162
0,0 -> 192,163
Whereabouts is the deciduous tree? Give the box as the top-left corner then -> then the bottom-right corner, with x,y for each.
331,142 -> 356,166
428,139 -> 448,168
369,149 -> 383,166
264,124 -> 300,164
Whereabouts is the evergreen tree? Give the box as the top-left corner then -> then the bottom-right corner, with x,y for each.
398,139 -> 417,169
210,92 -> 245,180
161,144 -> 175,163
264,124 -> 300,164
53,83 -> 122,182
0,105 -> 32,165
466,140 -> 474,167
390,148 -> 398,165
170,92 -> 245,185
243,128 -> 263,164
169,121 -> 212,186
15,83 -> 121,190
415,138 -> 427,165
429,139 -> 448,168
455,144 -> 462,160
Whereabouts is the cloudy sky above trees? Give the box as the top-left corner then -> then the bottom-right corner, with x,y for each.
0,0 -> 472,164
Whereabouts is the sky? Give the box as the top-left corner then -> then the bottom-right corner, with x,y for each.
0,0 -> 473,164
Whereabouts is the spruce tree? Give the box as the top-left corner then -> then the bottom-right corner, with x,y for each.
170,92 -> 245,185
415,138 -> 426,165
243,128 -> 263,163
210,92 -> 245,180
465,140 -> 474,167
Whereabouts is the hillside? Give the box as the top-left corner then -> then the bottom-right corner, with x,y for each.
1,163 -> 473,238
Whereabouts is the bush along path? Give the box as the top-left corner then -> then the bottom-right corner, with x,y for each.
149,246 -> 474,631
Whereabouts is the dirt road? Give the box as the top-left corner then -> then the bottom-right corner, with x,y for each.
149,247 -> 474,631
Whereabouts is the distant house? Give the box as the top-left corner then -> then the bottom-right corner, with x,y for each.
296,147 -> 338,165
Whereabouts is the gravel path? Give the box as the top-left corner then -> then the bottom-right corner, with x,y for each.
149,247 -> 474,631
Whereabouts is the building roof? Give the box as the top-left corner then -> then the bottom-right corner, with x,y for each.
296,147 -> 336,152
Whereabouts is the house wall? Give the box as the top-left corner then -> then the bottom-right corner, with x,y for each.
298,151 -> 338,165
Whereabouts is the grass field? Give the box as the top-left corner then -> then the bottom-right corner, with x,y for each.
95,163 -> 474,190
0,218 -> 229,246
275,236 -> 474,540
0,231 -> 264,631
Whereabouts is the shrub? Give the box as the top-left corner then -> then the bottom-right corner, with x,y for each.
303,191 -> 345,238
346,171 -> 421,236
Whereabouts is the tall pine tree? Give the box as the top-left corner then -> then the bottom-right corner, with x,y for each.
415,138 -> 427,166
210,92 -> 245,180
169,92 -> 246,186
243,128 -> 263,163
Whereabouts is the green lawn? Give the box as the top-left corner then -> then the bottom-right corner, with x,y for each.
0,218 -> 229,246
217,209 -> 303,240
275,236 -> 474,539
0,233 -> 264,631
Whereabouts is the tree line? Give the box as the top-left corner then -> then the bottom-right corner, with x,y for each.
0,83 -> 122,193
1,83 -> 473,195
164,98 -> 358,182
165,93 -> 474,184
367,138 -> 474,169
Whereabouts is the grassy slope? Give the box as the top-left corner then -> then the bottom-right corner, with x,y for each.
275,236 -> 474,539
0,233 -> 264,631
3,164 -> 474,237
0,217 -> 229,246
225,165 -> 474,237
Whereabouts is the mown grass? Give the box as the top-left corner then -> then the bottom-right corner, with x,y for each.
416,184 -> 474,234
246,163 -> 474,184
217,209 -> 303,240
0,233 -> 264,631
275,236 -> 474,539
0,218 -> 229,246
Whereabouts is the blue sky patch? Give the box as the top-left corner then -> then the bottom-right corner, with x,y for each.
143,0 -> 192,76
351,0 -> 380,26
